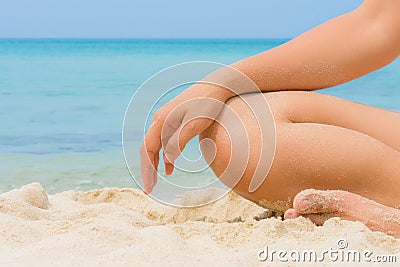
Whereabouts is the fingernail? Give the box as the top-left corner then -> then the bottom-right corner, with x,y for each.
143,186 -> 150,194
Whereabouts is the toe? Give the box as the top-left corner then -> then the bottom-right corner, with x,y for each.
293,189 -> 347,214
284,208 -> 299,220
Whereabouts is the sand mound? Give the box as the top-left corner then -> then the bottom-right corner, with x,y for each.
0,183 -> 398,266
1,182 -> 50,209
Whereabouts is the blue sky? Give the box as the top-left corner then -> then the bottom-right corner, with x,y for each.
2,0 -> 363,38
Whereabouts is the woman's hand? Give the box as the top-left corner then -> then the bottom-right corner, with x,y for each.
140,83 -> 230,194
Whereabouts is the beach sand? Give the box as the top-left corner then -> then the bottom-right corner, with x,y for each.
0,183 -> 399,266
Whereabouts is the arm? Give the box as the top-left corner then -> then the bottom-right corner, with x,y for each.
140,0 -> 400,193
211,0 -> 400,99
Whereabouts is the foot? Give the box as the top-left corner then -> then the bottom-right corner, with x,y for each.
284,189 -> 400,238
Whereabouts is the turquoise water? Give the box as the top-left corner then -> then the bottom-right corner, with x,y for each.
0,39 -> 399,193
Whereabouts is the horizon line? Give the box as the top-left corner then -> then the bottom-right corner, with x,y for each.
0,37 -> 292,40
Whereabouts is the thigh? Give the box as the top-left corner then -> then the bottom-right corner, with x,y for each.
267,91 -> 400,152
200,91 -> 400,211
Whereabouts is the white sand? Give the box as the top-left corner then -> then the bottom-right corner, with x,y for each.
0,183 -> 399,266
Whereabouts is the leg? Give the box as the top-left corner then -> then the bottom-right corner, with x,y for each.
200,91 -> 400,210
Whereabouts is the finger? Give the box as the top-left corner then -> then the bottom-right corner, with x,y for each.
164,117 -> 210,163
140,145 -> 157,194
163,153 -> 174,176
160,105 -> 185,176
140,117 -> 163,194
161,109 -> 182,149
162,124 -> 189,164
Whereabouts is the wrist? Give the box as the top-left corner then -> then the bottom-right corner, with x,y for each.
202,64 -> 259,98
183,83 -> 233,103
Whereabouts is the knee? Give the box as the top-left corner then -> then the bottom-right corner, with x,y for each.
200,92 -> 287,174
199,93 -> 276,194
199,96 -> 243,179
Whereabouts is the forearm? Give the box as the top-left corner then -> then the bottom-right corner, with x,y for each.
205,0 -> 400,100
